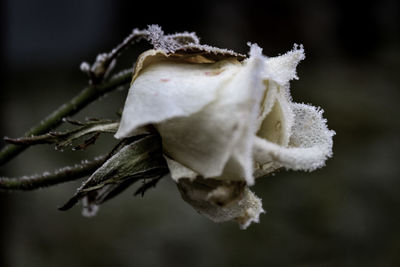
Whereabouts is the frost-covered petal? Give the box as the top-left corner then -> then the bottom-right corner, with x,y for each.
115,51 -> 241,138
253,46 -> 309,177
264,44 -> 305,86
253,103 -> 335,173
157,44 -> 266,184
255,45 -> 304,147
177,179 -> 264,229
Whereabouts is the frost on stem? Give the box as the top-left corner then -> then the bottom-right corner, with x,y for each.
0,156 -> 106,190
80,62 -> 90,73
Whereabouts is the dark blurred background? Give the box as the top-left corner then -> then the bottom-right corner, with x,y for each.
1,0 -> 399,266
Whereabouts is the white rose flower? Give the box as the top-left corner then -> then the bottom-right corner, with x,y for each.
115,41 -> 334,229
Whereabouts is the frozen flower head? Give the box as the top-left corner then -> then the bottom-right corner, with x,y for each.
115,26 -> 335,229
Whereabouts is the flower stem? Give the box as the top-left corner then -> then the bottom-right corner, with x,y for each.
0,156 -> 106,190
0,69 -> 132,166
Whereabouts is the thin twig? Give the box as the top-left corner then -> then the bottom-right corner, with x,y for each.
0,156 -> 107,191
0,69 -> 132,166
83,29 -> 148,84
4,121 -> 119,149
108,29 -> 149,64
4,134 -> 57,145
82,25 -> 201,84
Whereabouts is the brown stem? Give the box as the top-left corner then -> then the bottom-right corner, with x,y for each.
0,156 -> 107,191
0,69 -> 131,166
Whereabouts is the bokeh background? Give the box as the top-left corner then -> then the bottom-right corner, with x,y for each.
1,0 -> 399,266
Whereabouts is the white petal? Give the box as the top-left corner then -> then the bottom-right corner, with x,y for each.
264,44 -> 305,86
225,44 -> 266,185
256,80 -> 279,128
164,155 -> 198,182
155,102 -> 244,180
254,82 -> 294,178
253,103 -> 335,173
253,45 -> 305,177
157,44 -> 266,184
256,85 -> 294,147
115,54 -> 241,138
256,45 -> 304,127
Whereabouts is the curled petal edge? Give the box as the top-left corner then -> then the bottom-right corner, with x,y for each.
254,103 -> 335,173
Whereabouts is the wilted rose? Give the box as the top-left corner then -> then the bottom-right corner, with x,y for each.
115,42 -> 334,229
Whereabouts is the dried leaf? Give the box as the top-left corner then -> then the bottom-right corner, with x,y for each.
59,134 -> 168,214
55,120 -> 119,150
4,120 -> 120,150
134,175 -> 165,197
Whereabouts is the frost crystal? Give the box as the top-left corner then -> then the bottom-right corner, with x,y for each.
146,25 -> 199,53
141,25 -> 244,58
80,61 -> 90,73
